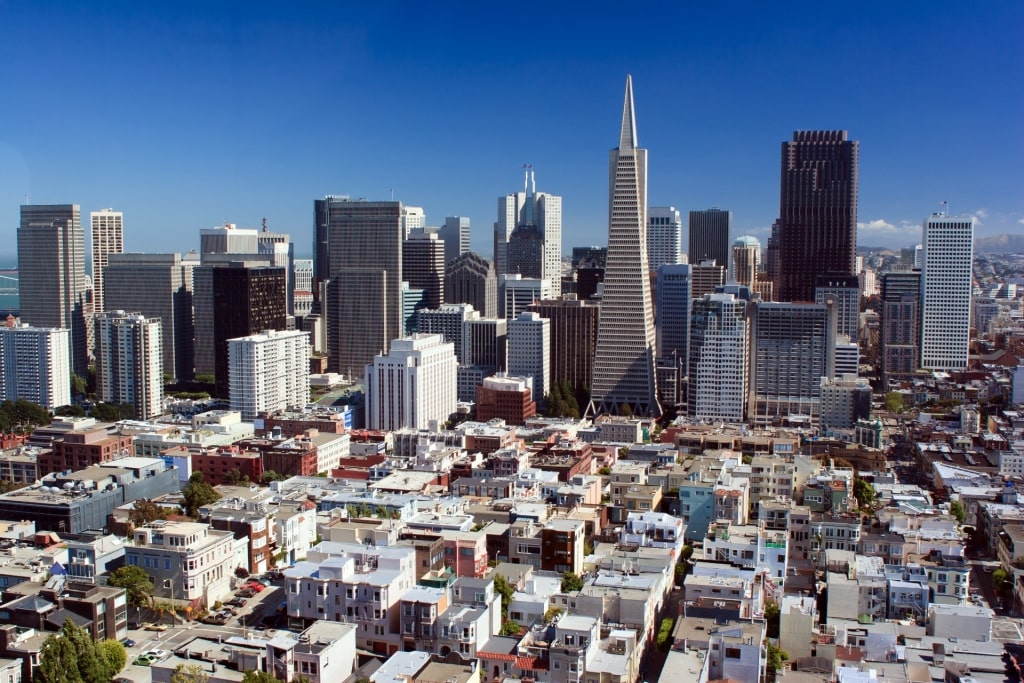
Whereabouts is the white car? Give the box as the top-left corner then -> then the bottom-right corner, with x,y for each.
147,649 -> 170,660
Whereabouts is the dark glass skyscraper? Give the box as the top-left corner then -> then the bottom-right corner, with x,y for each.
688,208 -> 731,270
777,130 -> 859,303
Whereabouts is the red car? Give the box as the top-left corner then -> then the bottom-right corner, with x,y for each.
245,581 -> 266,592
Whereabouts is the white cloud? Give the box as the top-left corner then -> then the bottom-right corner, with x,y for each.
857,219 -> 899,234
974,208 -> 989,220
1016,217 -> 1024,225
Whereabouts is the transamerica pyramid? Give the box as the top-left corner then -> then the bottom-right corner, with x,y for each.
587,75 -> 662,418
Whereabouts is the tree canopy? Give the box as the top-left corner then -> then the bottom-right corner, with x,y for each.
0,399 -> 51,432
182,471 -> 221,517
949,500 -> 966,525
560,571 -> 584,592
852,479 -> 875,510
171,664 -> 211,683
108,565 -> 153,608
35,620 -> 124,683
129,498 -> 169,527
90,401 -> 135,422
492,573 -> 514,619
241,671 -> 283,683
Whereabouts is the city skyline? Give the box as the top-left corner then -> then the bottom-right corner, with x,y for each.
0,3 -> 1021,263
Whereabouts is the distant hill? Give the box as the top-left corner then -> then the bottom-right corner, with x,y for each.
975,233 -> 1024,254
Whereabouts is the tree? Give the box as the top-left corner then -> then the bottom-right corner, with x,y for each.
97,640 -> 126,678
618,402 -> 633,418
597,466 -> 611,476
992,568 -> 1012,596
0,479 -> 27,494
35,619 -> 117,683
241,671 -> 283,683
261,470 -> 287,484
499,620 -> 522,636
55,404 -> 87,417
71,373 -> 88,397
560,571 -> 584,592
493,573 -> 514,619
883,391 -> 903,413
171,664 -> 211,683
949,500 -> 966,525
90,401 -> 135,421
764,600 -> 780,639
224,468 -> 250,486
656,617 -> 675,648
543,606 -> 565,624
182,471 -> 221,517
129,499 -> 169,527
853,479 -> 875,510
766,642 -> 789,680
108,565 -> 154,608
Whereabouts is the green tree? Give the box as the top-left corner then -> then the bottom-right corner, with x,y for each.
560,571 -> 584,592
766,642 -> 789,680
764,600 -> 780,639
108,565 -> 154,608
992,568 -> 1012,596
261,470 -> 287,484
618,402 -> 633,418
499,620 -> 522,636
493,573 -> 514,619
171,664 -> 211,683
97,640 -> 126,678
597,466 -> 611,476
241,671 -> 283,683
55,404 -> 87,417
656,617 -> 675,649
543,606 -> 565,624
90,401 -> 135,421
949,500 -> 966,525
129,498 -> 169,527
71,373 -> 88,397
883,391 -> 903,413
853,479 -> 875,510
35,619 -> 112,683
182,471 -> 221,517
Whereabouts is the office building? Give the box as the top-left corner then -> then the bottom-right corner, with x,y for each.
293,258 -> 314,318
89,209 -> 123,314
476,375 -> 537,426
0,324 -> 71,409
820,375 -> 871,431
105,252 -> 195,381
401,205 -> 425,238
655,264 -> 691,368
445,251 -> 498,318
777,130 -> 859,303
403,228 -> 445,309
257,226 -> 296,315
688,292 -> 748,422
688,208 -> 732,270
440,216 -> 471,264
880,271 -> 922,385
508,311 -> 550,403
401,282 -> 428,335
731,236 -> 760,287
691,259 -> 726,298
527,297 -> 599,392
416,303 -> 479,364
507,223 -> 545,279
464,318 -> 507,371
749,301 -> 836,423
833,335 -> 859,377
647,207 -> 683,272
95,311 -> 164,420
588,75 -> 661,417
571,246 -> 607,268
18,204 -> 89,375
494,168 -> 562,286
920,215 -> 974,371
207,265 -> 288,397
228,329 -> 310,420
501,274 -> 551,319
200,223 -> 259,259
365,334 -> 457,431
320,199 -> 403,377
815,274 -> 860,339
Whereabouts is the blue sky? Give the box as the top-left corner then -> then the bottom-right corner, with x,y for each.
1,2 -> 1021,264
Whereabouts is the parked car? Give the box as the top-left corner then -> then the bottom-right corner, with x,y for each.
236,587 -> 256,598
226,597 -> 248,607
133,654 -> 158,667
144,623 -> 168,632
245,581 -> 266,592
121,638 -> 137,648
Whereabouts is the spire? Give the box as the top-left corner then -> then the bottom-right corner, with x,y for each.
619,74 -> 637,150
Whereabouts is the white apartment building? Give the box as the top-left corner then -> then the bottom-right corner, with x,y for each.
365,333 -> 456,431
920,214 -> 975,370
283,541 -> 417,654
228,329 -> 310,420
293,258 -> 314,318
688,292 -> 748,422
95,311 -> 164,419
647,206 -> 683,272
0,323 -> 71,409
507,311 -> 550,402
125,520 -> 235,607
266,620 -> 357,683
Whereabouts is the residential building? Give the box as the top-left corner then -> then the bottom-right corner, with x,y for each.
507,311 -> 550,403
125,520 -> 234,607
920,215 -> 975,371
647,206 -> 682,271
365,334 -> 456,431
777,130 -> 859,303
688,208 -> 731,271
266,620 -> 357,683
94,311 -> 163,419
35,418 -> 133,476
228,329 -> 310,420
0,324 -> 71,410
688,292 -> 748,422
588,75 -> 660,417
17,204 -> 88,375
820,375 -> 872,431
89,209 -> 123,314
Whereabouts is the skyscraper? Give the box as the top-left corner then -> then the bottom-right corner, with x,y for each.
731,236 -> 761,287
647,207 -> 683,272
814,274 -> 861,340
321,199 -> 404,377
440,216 -> 471,264
920,215 -> 974,371
879,270 -> 921,385
655,264 -> 691,365
493,168 -> 562,285
403,228 -> 446,309
688,208 -> 731,270
445,252 -> 498,318
90,209 -> 123,314
365,334 -> 457,431
0,323 -> 71,410
777,130 -> 859,303
588,75 -> 660,417
17,204 -> 89,375
105,252 -> 195,381
508,311 -> 551,404
527,298 -> 599,394
95,311 -> 164,419
688,292 -> 748,422
229,329 -> 310,420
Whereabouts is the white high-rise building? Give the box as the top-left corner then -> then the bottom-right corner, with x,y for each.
731,236 -> 761,287
95,311 -> 164,419
588,75 -> 661,417
493,168 -> 562,286
507,311 -> 550,403
228,329 -> 310,420
401,206 -> 425,239
500,274 -> 552,319
293,258 -> 314,318
90,209 -> 124,314
688,292 -> 748,422
365,333 -> 456,431
0,323 -> 71,409
920,215 -> 974,371
647,207 -> 682,272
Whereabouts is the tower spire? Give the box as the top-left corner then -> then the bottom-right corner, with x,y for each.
619,74 -> 638,150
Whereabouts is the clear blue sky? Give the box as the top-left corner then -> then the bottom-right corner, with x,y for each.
1,1 -> 1021,264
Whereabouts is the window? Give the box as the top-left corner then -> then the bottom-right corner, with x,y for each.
725,647 -> 741,659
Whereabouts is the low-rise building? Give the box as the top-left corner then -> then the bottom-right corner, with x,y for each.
124,520 -> 235,607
